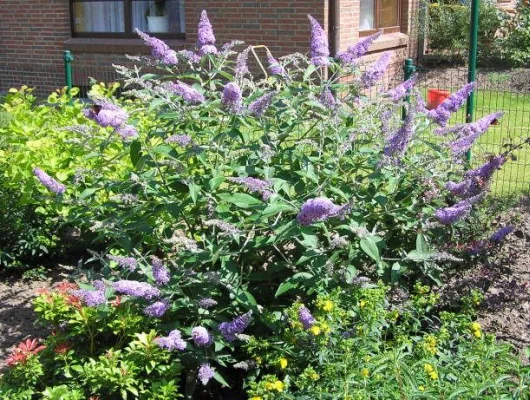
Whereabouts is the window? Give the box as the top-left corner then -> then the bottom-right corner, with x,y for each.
359,0 -> 400,35
70,0 -> 185,38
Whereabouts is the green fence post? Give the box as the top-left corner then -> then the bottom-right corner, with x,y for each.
465,0 -> 480,164
403,58 -> 416,119
63,50 -> 74,105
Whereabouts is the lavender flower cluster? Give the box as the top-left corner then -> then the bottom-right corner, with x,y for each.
490,226 -> 514,243
218,311 -> 252,341
222,82 -> 243,114
229,177 -> 273,201
33,167 -> 66,195
446,155 -> 506,198
197,10 -> 217,55
144,300 -> 170,318
192,326 -> 212,347
360,52 -> 392,89
165,134 -> 193,147
296,197 -> 349,226
73,280 -> 106,307
136,29 -> 177,65
427,83 -> 475,127
112,280 -> 160,300
337,31 -> 381,65
319,87 -> 338,109
308,15 -> 330,67
385,74 -> 417,102
83,99 -> 137,141
151,256 -> 170,286
248,92 -> 276,117
107,255 -> 137,272
198,364 -> 215,385
383,108 -> 415,158
155,329 -> 186,351
298,305 -> 316,329
167,82 -> 205,104
447,112 -> 503,156
435,194 -> 483,224
267,51 -> 286,76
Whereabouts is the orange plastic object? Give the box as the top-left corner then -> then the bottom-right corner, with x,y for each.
426,89 -> 450,110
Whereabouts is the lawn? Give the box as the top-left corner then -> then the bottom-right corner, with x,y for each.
422,87 -> 530,196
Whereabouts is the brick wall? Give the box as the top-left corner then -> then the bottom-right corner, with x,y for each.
0,0 -> 71,95
0,0 -> 418,95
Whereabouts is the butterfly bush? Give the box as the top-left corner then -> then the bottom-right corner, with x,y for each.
18,8 -> 520,399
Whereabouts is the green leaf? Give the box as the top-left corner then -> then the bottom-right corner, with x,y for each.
275,272 -> 314,297
391,262 -> 401,284
188,182 -> 200,204
218,193 -> 261,208
130,140 -> 141,166
303,64 -> 317,81
79,188 -> 99,200
209,176 -> 225,191
261,202 -> 296,217
360,236 -> 381,262
213,371 -> 231,388
235,290 -> 257,306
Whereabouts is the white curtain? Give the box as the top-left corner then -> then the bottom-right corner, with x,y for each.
131,0 -> 184,33
82,2 -> 125,32
359,0 -> 375,31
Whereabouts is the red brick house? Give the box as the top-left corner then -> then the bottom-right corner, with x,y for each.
0,0 -> 420,96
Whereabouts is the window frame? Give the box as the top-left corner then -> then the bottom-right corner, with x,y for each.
69,0 -> 185,39
359,0 -> 401,37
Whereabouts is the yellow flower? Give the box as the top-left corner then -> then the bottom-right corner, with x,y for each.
429,371 -> 438,380
470,322 -> 481,332
310,325 -> 321,336
419,385 -> 425,392
359,300 -> 366,309
273,380 -> 284,392
322,300 -> 334,312
424,363 -> 434,373
361,368 -> 370,378
265,382 -> 274,391
310,372 -> 320,380
473,330 -> 482,338
320,322 -> 331,334
250,397 -> 262,400
279,358 -> 288,369
255,357 -> 262,365
363,355 -> 372,363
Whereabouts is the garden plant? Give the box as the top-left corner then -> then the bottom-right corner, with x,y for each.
1,10 -> 529,399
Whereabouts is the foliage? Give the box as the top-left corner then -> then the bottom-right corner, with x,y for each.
426,0 -> 505,64
0,10 -> 519,398
500,3 -> 530,67
244,284 -> 530,399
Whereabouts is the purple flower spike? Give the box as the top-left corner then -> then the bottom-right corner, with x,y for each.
490,226 -> 514,243
136,29 -> 177,65
308,15 -> 330,67
221,82 -> 243,114
218,311 -> 252,341
435,194 -> 483,225
166,134 -> 193,146
336,31 -> 382,64
116,124 -> 138,141
197,10 -> 217,55
198,364 -> 215,385
198,298 -> 218,309
229,177 -> 273,201
384,109 -> 415,158
144,300 -> 170,317
192,326 -> 212,347
448,112 -> 503,155
107,255 -> 138,272
427,83 -> 475,127
466,155 -> 506,180
151,256 -> 170,286
360,52 -> 392,89
298,305 -> 316,329
248,92 -> 276,117
155,329 -> 186,351
73,283 -> 106,307
33,168 -> 66,195
297,197 -> 347,225
83,101 -> 129,129
112,280 -> 160,299
319,87 -> 338,109
267,51 -> 286,76
235,47 -> 251,76
385,74 -> 417,102
168,82 -> 205,104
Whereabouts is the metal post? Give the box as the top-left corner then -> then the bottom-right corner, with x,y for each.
466,0 -> 480,163
403,58 -> 416,119
63,50 -> 74,105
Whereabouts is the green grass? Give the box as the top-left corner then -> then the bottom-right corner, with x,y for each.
424,88 -> 530,196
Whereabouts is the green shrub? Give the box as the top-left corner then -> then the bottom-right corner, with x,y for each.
0,10 -> 521,398
500,4 -> 530,67
426,1 -> 505,64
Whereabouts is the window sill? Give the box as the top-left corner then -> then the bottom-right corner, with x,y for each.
64,38 -> 188,54
366,32 -> 409,53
